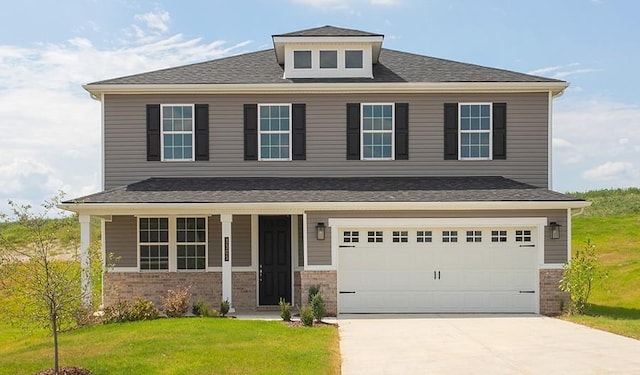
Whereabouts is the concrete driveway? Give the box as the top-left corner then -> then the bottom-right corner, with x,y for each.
338,314 -> 640,374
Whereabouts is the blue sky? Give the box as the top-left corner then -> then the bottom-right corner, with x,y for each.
1,0 -> 638,211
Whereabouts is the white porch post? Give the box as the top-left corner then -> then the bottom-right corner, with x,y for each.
220,214 -> 234,311
79,214 -> 92,307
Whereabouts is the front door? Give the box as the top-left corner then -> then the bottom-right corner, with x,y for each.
259,215 -> 292,305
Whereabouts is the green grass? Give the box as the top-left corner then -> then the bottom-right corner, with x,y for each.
0,318 -> 341,375
563,188 -> 640,339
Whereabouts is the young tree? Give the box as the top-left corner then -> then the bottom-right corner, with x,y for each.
560,239 -> 607,315
0,195 -> 84,374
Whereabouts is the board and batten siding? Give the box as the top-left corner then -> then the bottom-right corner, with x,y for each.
103,92 -> 549,189
306,210 -> 567,266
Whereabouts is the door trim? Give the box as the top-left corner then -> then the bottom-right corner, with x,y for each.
258,215 -> 292,306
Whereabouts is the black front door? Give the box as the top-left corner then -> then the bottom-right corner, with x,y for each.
259,215 -> 292,305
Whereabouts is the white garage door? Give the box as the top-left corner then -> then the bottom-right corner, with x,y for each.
338,225 -> 538,313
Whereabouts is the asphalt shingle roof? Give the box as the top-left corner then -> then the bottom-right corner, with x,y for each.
67,176 -> 582,204
274,25 -> 383,37
88,48 -> 561,85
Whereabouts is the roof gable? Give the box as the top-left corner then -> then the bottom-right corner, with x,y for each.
273,25 -> 383,37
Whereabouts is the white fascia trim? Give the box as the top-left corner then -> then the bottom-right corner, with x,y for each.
328,217 -> 548,228
109,267 -> 139,273
540,264 -> 565,270
83,81 -> 569,97
304,265 -> 336,271
60,200 -> 591,216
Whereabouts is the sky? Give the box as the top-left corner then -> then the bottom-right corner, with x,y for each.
0,0 -> 638,213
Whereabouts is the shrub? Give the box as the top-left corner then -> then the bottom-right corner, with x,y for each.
560,239 -> 607,315
300,306 -> 314,327
193,300 -> 218,317
220,299 -> 230,317
279,298 -> 291,321
310,292 -> 326,322
308,285 -> 321,303
163,286 -> 191,318
103,297 -> 160,323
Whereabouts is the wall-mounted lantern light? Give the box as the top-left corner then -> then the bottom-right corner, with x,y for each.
549,222 -> 561,240
316,222 -> 326,240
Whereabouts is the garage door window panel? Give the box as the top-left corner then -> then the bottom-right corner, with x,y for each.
417,230 -> 433,243
343,231 -> 360,243
516,230 -> 532,242
491,230 -> 508,243
442,230 -> 458,243
466,230 -> 482,243
368,231 -> 384,243
392,231 -> 408,243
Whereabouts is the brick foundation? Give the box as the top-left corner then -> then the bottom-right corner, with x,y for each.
104,272 -> 222,309
293,271 -> 302,308
232,271 -> 256,310
300,270 -> 337,316
540,268 -> 569,316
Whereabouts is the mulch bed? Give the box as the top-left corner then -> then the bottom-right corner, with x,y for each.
34,366 -> 92,375
284,320 -> 337,328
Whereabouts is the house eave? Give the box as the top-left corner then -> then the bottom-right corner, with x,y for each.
83,81 -> 569,97
59,200 -> 590,216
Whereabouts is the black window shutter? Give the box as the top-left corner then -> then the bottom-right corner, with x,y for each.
395,103 -> 409,160
194,104 -> 209,161
346,103 -> 361,160
244,104 -> 258,160
492,103 -> 507,160
146,104 -> 161,161
443,103 -> 458,160
291,103 -> 306,160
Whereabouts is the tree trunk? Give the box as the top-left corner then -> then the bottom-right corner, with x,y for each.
52,313 -> 59,374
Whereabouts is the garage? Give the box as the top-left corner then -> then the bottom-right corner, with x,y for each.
333,218 -> 544,314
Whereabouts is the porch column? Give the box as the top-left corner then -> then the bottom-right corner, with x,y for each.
220,214 -> 233,310
79,214 -> 92,307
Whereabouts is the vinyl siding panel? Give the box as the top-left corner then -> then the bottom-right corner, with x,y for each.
103,92 -> 549,189
105,215 -> 137,267
232,215 -> 251,267
208,215 -> 221,267
297,215 -> 304,267
306,210 -> 567,266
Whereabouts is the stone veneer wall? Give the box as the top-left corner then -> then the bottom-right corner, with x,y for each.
300,270 -> 337,316
232,272 -> 256,310
540,269 -> 569,316
103,272 -> 222,309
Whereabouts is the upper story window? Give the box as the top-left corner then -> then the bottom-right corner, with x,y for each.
162,104 -> 194,161
320,50 -> 337,69
293,50 -> 312,69
345,50 -> 363,69
259,104 -> 291,161
362,103 -> 394,160
459,103 -> 491,160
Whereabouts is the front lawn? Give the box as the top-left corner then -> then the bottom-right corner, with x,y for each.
0,318 -> 340,375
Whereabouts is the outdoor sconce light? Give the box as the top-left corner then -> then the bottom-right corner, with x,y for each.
316,222 -> 326,240
549,222 -> 561,240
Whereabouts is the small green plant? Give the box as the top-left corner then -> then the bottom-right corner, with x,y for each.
220,299 -> 230,317
279,298 -> 291,321
163,286 -> 191,317
192,300 -> 210,317
300,306 -> 314,327
103,297 -> 160,323
308,285 -> 321,303
560,239 -> 607,315
310,292 -> 326,322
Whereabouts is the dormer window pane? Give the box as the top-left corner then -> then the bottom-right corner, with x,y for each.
294,50 -> 312,69
320,50 -> 337,69
345,50 -> 363,69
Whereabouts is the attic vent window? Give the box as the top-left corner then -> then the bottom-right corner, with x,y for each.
345,50 -> 363,69
293,50 -> 312,69
320,50 -> 338,69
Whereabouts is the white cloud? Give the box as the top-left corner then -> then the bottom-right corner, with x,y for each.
0,10 -> 251,214
292,0 -> 399,10
527,63 -> 599,79
619,138 -> 629,145
135,10 -> 170,34
582,161 -> 636,181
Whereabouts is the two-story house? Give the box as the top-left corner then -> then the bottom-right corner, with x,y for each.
62,26 -> 588,316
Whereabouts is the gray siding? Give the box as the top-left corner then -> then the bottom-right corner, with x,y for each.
105,215 -> 137,267
208,215 -> 221,267
232,215 -> 252,267
103,92 -> 549,189
306,210 -> 567,266
298,215 -> 304,267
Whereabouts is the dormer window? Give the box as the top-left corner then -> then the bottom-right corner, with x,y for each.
293,50 -> 312,69
345,50 -> 363,69
320,50 -> 337,69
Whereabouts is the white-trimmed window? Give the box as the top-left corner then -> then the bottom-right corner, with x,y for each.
362,103 -> 394,160
320,50 -> 337,69
176,217 -> 207,270
162,104 -> 194,161
343,231 -> 360,243
459,103 -> 492,160
466,230 -> 482,243
491,230 -> 508,243
417,230 -> 433,243
367,231 -> 383,243
139,218 -> 169,270
345,50 -> 363,69
442,230 -> 458,243
392,231 -> 408,243
293,50 -> 312,69
259,104 -> 291,160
